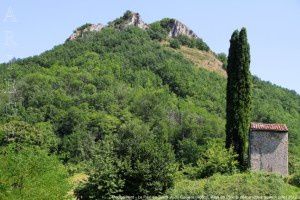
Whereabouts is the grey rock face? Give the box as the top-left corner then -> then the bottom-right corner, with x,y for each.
68,23 -> 104,41
89,23 -> 105,32
127,12 -> 149,30
168,20 -> 198,39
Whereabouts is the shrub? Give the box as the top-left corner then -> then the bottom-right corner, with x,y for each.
177,35 -> 191,46
167,172 -> 299,198
0,121 -> 59,152
108,10 -> 134,30
204,172 -> 299,197
75,23 -> 92,32
178,138 -> 202,165
61,131 -> 98,163
170,39 -> 181,49
196,139 -> 238,178
147,22 -> 168,41
160,18 -> 175,32
217,53 -> 228,70
187,39 -> 196,48
0,145 -> 70,200
194,38 -> 209,51
147,18 -> 175,41
167,178 -> 205,198
175,34 -> 210,51
123,10 -> 133,20
289,171 -> 300,188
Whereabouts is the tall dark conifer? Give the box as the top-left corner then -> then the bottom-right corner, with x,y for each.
226,28 -> 252,168
225,30 -> 239,149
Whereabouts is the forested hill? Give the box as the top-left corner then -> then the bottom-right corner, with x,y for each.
0,11 -> 299,199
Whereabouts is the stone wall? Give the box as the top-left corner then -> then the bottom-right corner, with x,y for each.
249,131 -> 288,176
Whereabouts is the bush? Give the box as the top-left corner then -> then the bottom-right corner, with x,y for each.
108,10 -> 134,30
196,139 -> 238,178
170,39 -> 180,49
195,38 -> 210,51
0,145 -> 70,200
147,22 -> 168,41
76,23 -> 92,32
289,171 -> 300,188
175,35 -> 210,51
147,18 -> 175,41
204,172 -> 299,197
168,172 -> 299,199
160,18 -> 175,32
217,53 -> 228,70
61,131 -> 98,163
178,138 -> 202,165
184,140 -> 237,178
123,10 -> 133,20
167,178 -> 205,198
0,121 -> 59,152
177,35 -> 191,46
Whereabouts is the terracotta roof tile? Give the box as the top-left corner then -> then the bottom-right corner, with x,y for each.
250,122 -> 288,132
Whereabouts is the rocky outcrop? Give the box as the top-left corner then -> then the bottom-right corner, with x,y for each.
168,20 -> 198,39
89,23 -> 105,32
68,23 -> 104,41
68,11 -> 198,41
108,11 -> 149,30
68,11 -> 148,41
126,12 -> 149,30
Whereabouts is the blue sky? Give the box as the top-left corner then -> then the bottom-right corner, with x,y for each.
1,0 -> 300,93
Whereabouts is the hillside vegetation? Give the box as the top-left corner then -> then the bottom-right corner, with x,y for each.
0,11 -> 299,199
171,45 -> 227,76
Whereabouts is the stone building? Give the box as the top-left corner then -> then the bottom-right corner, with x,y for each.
249,122 -> 288,176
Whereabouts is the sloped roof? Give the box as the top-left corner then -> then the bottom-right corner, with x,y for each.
250,122 -> 288,132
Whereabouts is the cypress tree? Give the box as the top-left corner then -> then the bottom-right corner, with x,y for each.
225,28 -> 252,168
225,30 -> 239,149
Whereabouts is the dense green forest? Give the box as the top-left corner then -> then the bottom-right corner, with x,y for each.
0,12 -> 299,199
